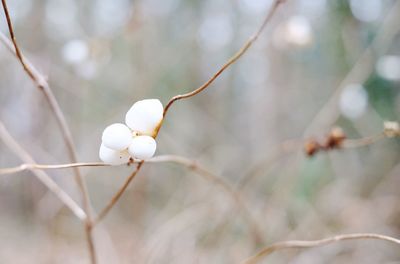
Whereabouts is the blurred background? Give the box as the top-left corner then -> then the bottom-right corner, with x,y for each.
0,0 -> 400,263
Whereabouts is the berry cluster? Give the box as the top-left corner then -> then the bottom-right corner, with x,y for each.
99,99 -> 163,164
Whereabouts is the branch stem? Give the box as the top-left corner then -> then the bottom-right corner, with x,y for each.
242,233 -> 400,264
162,0 -> 285,117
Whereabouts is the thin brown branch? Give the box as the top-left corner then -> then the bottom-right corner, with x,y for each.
0,121 -> 86,220
162,0 -> 285,117
0,2 -> 96,262
342,132 -> 386,148
0,0 -> 35,80
0,162 -> 108,175
93,161 -> 144,225
242,233 -> 400,264
304,128 -> 393,155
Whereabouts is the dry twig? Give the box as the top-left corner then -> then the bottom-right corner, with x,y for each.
162,0 -> 285,117
242,233 -> 400,264
0,162 -> 108,175
342,133 -> 386,148
93,161 -> 144,225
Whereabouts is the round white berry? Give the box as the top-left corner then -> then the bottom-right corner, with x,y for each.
125,99 -> 163,136
128,136 -> 157,160
99,143 -> 130,165
101,123 -> 133,151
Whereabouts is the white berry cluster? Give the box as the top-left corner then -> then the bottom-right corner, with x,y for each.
99,99 -> 163,165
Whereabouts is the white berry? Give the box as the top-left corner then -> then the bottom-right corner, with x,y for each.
125,99 -> 163,136
99,143 -> 130,165
101,123 -> 133,151
128,136 -> 157,160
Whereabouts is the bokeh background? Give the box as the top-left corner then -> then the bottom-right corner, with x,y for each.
0,0 -> 400,263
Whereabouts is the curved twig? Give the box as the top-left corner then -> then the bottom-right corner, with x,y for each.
93,161 -> 144,225
242,233 -> 400,264
162,0 -> 285,117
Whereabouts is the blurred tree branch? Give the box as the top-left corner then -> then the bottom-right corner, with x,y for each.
0,0 -> 96,262
303,1 -> 400,137
93,161 -> 144,225
242,233 -> 400,264
162,0 -> 285,117
0,121 -> 86,220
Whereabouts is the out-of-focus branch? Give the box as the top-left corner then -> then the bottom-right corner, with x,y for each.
93,161 -> 144,225
304,124 -> 399,156
342,133 -> 386,148
148,155 -> 265,245
0,1 -> 96,262
303,1 -> 400,137
242,233 -> 400,264
162,0 -> 285,117
0,121 -> 86,220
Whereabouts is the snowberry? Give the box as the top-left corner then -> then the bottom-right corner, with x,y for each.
128,136 -> 157,160
102,123 -> 133,151
99,143 -> 130,165
125,99 -> 163,137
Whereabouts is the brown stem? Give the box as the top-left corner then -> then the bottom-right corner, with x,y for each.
162,0 -> 285,117
0,162 -> 109,175
242,233 -> 400,264
342,133 -> 386,148
93,161 -> 144,225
